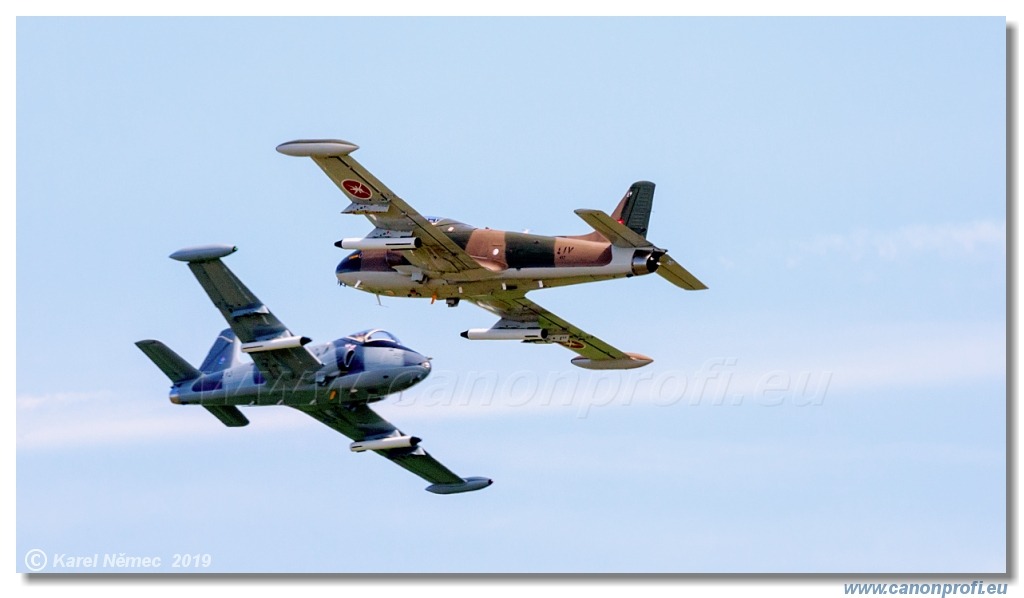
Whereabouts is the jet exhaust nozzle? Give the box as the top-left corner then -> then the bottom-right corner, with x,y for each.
631,250 -> 661,275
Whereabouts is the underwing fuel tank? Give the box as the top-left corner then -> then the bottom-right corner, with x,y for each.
350,435 -> 421,452
460,328 -> 548,341
240,336 -> 312,353
335,237 -> 423,251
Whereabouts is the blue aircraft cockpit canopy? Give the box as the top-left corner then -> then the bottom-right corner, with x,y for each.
346,329 -> 402,346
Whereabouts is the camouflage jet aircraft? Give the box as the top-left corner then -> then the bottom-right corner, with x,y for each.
277,139 -> 707,370
136,244 -> 491,494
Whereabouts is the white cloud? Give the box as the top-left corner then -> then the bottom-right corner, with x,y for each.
380,320 -> 1005,420
16,390 -> 308,451
18,317 -> 1004,449
781,322 -> 1004,394
17,390 -> 115,410
793,220 -> 1004,264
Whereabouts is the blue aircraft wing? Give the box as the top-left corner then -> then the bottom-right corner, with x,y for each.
169,245 -> 323,381
296,402 -> 492,495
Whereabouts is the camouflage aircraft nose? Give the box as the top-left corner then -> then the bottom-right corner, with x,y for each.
336,250 -> 362,274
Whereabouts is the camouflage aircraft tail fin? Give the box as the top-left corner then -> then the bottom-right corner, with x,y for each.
610,181 -> 655,238
135,340 -> 202,384
198,328 -> 242,373
570,181 -> 657,242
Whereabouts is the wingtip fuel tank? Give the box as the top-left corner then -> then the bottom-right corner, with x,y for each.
169,244 -> 238,263
425,476 -> 494,495
571,352 -> 653,370
276,139 -> 360,157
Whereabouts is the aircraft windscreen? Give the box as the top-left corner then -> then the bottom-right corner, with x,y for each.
346,329 -> 402,345
336,250 -> 362,273
428,217 -> 469,229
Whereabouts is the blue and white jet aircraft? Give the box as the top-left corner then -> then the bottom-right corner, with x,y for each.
136,244 -> 491,494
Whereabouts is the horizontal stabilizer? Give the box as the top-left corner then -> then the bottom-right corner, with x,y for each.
575,209 -> 707,290
574,209 -> 650,248
135,340 -> 201,384
425,476 -> 493,495
657,255 -> 708,290
203,405 -> 249,427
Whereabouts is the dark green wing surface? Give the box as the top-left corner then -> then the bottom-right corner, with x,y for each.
295,403 -> 467,486
171,246 -> 323,381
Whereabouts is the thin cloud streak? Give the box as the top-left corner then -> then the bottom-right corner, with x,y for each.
790,220 -> 1004,265
16,391 -> 309,451
19,317 -> 1001,450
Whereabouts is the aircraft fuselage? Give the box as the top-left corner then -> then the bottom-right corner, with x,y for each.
169,335 -> 431,407
335,219 -> 660,299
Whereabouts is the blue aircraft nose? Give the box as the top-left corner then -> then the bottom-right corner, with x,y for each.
403,349 -> 432,372
401,349 -> 432,387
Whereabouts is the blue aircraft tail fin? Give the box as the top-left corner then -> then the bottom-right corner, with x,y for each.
135,340 -> 202,384
198,329 -> 242,373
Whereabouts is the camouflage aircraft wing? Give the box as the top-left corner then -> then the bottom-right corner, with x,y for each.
277,139 -> 495,281
169,245 -> 323,381
295,403 -> 492,494
469,292 -> 653,369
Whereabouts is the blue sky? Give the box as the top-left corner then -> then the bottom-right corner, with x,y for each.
15,17 -> 1006,575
